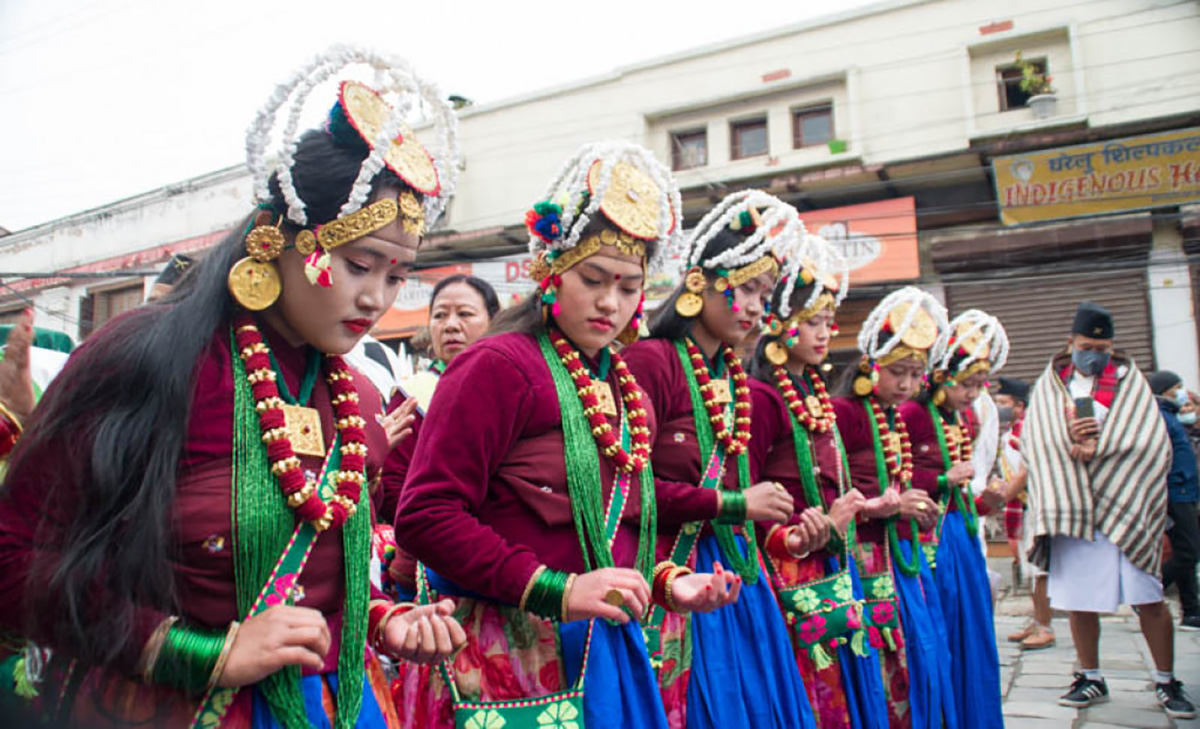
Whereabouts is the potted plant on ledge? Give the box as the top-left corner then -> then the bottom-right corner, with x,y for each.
1016,51 -> 1056,120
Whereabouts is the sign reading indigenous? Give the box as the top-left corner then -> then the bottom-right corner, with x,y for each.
796,197 -> 920,284
993,127 -> 1200,225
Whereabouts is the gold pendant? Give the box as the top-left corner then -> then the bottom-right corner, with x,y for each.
281,404 -> 325,458
887,431 -> 902,455
804,395 -> 823,415
710,379 -> 733,404
594,382 -> 618,416
675,292 -> 703,318
228,257 -> 282,311
765,340 -> 788,365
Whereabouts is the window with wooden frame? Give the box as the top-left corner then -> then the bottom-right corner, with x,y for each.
79,282 -> 144,339
792,104 -> 834,148
730,117 -> 769,160
671,129 -> 708,170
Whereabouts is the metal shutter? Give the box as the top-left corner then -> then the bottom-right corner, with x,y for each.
946,268 -> 1153,383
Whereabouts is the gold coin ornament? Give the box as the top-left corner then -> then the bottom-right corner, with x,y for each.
675,292 -> 704,318
604,588 -> 626,607
765,340 -> 788,365
684,267 -> 708,294
340,81 -> 440,195
853,375 -> 874,397
713,278 -> 729,294
587,160 -> 662,240
245,223 -> 285,263
888,302 -> 938,350
294,229 -> 318,256
228,258 -> 282,311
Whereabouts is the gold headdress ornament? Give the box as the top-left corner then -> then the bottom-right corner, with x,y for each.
934,309 -> 1009,387
526,141 -> 683,344
850,286 -> 949,397
674,189 -> 800,320
762,231 -> 850,365
229,46 -> 459,311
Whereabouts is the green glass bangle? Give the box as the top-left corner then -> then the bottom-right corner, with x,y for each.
936,474 -> 949,496
716,490 -> 748,525
525,568 -> 571,621
152,623 -> 227,694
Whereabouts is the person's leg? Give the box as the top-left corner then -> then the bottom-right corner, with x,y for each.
1164,502 -> 1200,618
1021,576 -> 1056,649
1135,601 -> 1175,673
1069,611 -> 1101,669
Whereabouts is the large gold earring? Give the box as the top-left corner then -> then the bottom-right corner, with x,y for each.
765,339 -> 788,365
229,212 -> 284,310
853,375 -> 874,397
933,387 -> 947,407
676,267 -> 707,318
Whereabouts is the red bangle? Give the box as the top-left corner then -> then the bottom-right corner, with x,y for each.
651,562 -> 673,607
764,525 -> 794,561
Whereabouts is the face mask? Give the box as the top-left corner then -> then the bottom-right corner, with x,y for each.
1179,411 -> 1197,425
1072,349 -> 1110,377
996,405 -> 1014,424
1174,388 -> 1190,407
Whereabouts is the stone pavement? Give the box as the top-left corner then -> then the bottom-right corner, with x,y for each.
990,557 -> 1200,728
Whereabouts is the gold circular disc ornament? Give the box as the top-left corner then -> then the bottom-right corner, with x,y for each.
954,321 -> 990,359
675,292 -> 704,318
767,318 -> 784,336
684,268 -> 707,294
765,340 -> 788,365
228,257 -> 282,311
853,375 -> 874,397
339,81 -> 440,195
714,278 -> 729,294
888,302 -> 938,350
294,229 -> 318,256
587,160 -> 661,240
603,588 -> 626,608
245,225 -> 285,263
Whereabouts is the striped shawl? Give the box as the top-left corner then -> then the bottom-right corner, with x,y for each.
1023,352 -> 1170,576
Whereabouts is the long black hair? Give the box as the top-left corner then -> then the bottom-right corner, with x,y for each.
430,274 -> 501,320
4,128 -> 406,667
646,227 -> 749,341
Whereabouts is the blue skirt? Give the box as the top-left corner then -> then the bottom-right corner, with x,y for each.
934,512 -> 1003,729
838,555 -> 890,729
562,618 -> 669,729
893,539 -> 958,729
687,534 -> 816,729
251,671 -> 388,729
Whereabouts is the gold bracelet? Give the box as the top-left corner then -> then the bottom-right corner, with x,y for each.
561,573 -> 578,623
519,565 -> 547,612
207,621 -> 241,691
374,602 -> 416,652
664,566 -> 694,613
137,616 -> 179,684
0,400 -> 23,435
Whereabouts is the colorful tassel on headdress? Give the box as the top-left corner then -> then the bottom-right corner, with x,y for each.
304,249 -> 333,288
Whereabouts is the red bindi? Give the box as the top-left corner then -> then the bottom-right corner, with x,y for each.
390,258 -> 397,265
614,273 -> 622,281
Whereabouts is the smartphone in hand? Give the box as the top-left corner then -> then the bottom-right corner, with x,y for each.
1074,396 -> 1095,419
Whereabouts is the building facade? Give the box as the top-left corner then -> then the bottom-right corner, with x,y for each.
2,0 -> 1198,382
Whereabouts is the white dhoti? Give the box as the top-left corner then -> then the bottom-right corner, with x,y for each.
1048,531 -> 1163,612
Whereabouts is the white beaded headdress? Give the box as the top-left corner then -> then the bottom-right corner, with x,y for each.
773,231 -> 850,320
939,309 -> 1009,375
683,190 -> 803,272
858,286 -> 949,365
527,140 -> 682,275
245,44 -> 459,229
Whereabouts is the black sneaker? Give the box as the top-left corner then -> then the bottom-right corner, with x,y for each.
1059,673 -> 1109,707
1156,680 -> 1196,719
1180,615 -> 1200,631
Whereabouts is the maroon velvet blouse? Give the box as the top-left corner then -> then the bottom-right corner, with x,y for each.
0,312 -> 387,674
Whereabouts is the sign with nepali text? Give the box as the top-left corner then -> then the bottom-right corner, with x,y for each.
993,127 -> 1200,225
